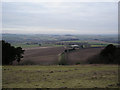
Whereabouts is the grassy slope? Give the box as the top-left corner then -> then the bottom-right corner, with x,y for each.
2,65 -> 118,88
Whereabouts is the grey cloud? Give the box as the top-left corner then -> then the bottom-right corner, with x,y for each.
2,2 -> 118,34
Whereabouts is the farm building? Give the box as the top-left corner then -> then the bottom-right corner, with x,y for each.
64,42 -> 91,49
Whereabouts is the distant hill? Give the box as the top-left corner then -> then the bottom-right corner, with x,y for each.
2,34 -> 118,44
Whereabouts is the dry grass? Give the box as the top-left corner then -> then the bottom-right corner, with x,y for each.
2,65 -> 118,88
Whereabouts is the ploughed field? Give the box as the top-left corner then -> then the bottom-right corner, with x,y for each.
67,48 -> 103,64
2,65 -> 118,88
17,47 -> 103,65
21,47 -> 65,65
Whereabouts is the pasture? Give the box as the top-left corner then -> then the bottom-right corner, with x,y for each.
2,65 -> 118,88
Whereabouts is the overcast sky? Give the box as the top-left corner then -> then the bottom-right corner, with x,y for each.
2,2 -> 118,34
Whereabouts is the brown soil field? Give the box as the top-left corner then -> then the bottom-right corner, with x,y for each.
67,48 -> 103,64
16,47 -> 103,65
21,47 -> 65,65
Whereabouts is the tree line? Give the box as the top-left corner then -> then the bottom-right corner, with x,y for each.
88,44 -> 120,64
2,40 -> 25,65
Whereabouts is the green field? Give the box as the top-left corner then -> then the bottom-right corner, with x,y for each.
11,40 -> 118,49
2,65 -> 119,88
12,43 -> 39,48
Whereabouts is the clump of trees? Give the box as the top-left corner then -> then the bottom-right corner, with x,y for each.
88,44 -> 120,64
2,40 -> 25,65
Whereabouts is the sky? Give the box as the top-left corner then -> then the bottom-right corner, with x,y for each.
2,2 -> 118,35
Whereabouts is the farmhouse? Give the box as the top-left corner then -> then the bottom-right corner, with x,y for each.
68,43 -> 90,49
71,45 -> 79,48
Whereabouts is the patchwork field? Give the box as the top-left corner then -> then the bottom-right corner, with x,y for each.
2,65 -> 118,88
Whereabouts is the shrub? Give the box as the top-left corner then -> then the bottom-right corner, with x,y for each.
58,53 -> 67,65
